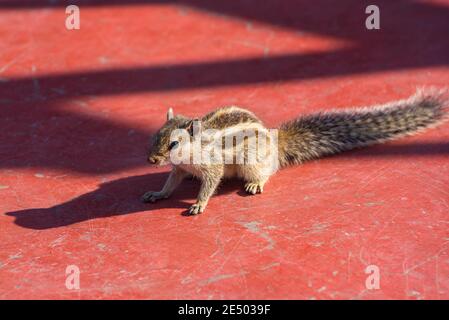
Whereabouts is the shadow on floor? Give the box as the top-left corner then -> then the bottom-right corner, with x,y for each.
5,140 -> 449,230
5,171 -> 246,230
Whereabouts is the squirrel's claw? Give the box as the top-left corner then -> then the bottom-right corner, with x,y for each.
188,203 -> 205,215
141,191 -> 166,203
244,182 -> 263,195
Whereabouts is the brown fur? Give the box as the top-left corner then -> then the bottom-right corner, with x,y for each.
143,89 -> 448,215
277,88 -> 448,167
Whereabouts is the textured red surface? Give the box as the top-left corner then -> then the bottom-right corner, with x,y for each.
0,0 -> 448,299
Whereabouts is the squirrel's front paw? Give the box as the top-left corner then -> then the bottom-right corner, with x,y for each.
141,191 -> 167,203
188,202 -> 206,215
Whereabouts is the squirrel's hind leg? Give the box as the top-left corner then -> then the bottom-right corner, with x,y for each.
238,164 -> 270,195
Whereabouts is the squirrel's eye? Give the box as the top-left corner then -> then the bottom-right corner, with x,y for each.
168,140 -> 179,151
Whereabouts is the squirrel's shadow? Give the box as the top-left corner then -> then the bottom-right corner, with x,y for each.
5,171 -> 243,230
9,142 -> 448,230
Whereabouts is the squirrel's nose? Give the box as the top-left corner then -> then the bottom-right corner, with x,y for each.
148,156 -> 157,164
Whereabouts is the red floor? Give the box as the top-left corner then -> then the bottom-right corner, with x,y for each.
1,0 -> 448,299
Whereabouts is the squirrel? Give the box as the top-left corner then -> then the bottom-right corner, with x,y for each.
142,88 -> 448,215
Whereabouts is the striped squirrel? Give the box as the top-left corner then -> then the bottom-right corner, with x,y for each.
143,88 -> 448,215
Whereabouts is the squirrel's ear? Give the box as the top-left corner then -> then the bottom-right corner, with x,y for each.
186,118 -> 200,136
167,107 -> 174,121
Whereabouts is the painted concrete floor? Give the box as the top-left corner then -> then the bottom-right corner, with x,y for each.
0,0 -> 448,299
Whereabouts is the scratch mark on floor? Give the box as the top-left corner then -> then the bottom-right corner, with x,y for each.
200,271 -> 248,286
239,221 -> 275,251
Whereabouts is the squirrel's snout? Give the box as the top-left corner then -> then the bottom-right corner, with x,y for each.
148,156 -> 158,164
148,155 -> 166,165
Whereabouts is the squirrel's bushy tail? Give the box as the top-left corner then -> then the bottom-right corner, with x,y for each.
278,88 -> 448,167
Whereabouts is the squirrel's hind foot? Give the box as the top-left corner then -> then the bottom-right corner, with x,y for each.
244,182 -> 264,195
188,202 -> 206,215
